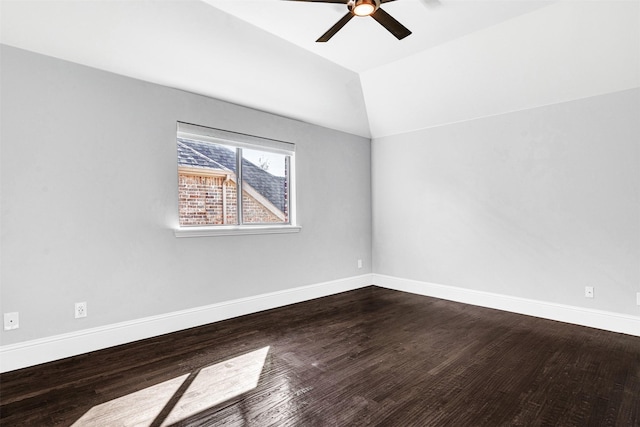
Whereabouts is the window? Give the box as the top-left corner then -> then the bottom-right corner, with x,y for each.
175,122 -> 299,237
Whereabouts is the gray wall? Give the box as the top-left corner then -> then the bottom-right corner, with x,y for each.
0,45 -> 372,345
373,88 -> 640,316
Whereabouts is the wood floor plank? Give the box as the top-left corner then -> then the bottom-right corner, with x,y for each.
1,286 -> 639,426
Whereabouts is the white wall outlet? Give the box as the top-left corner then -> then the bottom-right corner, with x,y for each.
637,292 -> 640,306
4,312 -> 19,330
585,286 -> 594,298
357,259 -> 363,269
75,302 -> 87,318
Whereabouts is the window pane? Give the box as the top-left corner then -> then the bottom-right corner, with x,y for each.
241,148 -> 289,224
177,138 -> 238,226
176,122 -> 296,232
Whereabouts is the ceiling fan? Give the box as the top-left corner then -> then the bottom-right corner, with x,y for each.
285,0 -> 412,42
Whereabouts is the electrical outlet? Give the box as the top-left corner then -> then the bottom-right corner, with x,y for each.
637,292 -> 640,306
585,286 -> 594,298
4,312 -> 19,330
357,259 -> 363,269
75,302 -> 87,318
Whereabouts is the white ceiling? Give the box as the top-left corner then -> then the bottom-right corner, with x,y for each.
1,0 -> 638,138
206,0 -> 552,72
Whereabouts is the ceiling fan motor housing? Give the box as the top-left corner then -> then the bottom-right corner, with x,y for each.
348,0 -> 381,16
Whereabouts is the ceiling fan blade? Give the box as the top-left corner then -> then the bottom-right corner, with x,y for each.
317,12 -> 354,42
370,8 -> 411,40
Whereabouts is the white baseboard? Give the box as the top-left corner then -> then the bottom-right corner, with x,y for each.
373,274 -> 640,337
3,273 -> 637,373
0,274 -> 372,373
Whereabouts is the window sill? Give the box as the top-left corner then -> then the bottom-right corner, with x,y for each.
174,225 -> 302,238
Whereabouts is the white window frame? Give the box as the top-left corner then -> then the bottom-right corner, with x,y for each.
174,122 -> 300,237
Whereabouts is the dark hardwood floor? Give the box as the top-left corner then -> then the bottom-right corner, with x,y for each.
1,286 -> 639,426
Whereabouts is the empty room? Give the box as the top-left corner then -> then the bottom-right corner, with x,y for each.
1,0 -> 639,425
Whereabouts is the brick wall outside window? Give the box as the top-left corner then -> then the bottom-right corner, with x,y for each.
178,172 -> 281,226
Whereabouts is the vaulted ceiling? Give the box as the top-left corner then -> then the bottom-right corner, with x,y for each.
1,0 -> 638,138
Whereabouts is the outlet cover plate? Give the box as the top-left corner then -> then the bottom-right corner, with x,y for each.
585,286 -> 594,298
4,312 -> 19,330
637,292 -> 640,306
75,302 -> 87,318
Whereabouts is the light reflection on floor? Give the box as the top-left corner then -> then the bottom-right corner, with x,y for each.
71,346 -> 270,426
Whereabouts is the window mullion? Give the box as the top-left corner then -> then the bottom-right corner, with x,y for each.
285,156 -> 290,224
236,147 -> 243,225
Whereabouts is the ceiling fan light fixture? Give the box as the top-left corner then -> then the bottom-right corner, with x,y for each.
351,0 -> 377,16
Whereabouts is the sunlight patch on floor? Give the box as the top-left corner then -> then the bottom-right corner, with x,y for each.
161,346 -> 269,425
71,373 -> 189,426
71,346 -> 270,426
